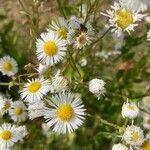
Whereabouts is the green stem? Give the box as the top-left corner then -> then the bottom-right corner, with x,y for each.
87,114 -> 124,131
68,50 -> 82,78
100,118 -> 124,131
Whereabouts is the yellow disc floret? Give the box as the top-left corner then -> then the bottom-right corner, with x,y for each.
114,8 -> 133,29
131,131 -> 139,142
141,140 -> 150,150
4,101 -> 11,110
3,62 -> 12,71
0,130 -> 12,140
57,28 -> 67,38
15,107 -> 23,115
128,104 -> 135,110
57,104 -> 73,121
43,41 -> 58,56
27,81 -> 41,93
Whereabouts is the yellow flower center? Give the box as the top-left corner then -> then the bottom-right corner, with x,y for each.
128,104 -> 135,110
4,101 -> 11,110
3,62 -> 12,71
131,131 -> 139,142
27,81 -> 41,93
0,130 -> 12,140
57,104 -> 73,121
57,28 -> 68,38
15,107 -> 23,115
146,98 -> 150,104
43,41 -> 58,56
141,140 -> 150,150
114,8 -> 133,29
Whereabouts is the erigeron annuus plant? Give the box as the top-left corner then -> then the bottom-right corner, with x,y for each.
0,0 -> 149,149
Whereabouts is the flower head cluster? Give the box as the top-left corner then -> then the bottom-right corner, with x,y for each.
0,123 -> 27,149
0,56 -> 18,77
101,0 -> 145,35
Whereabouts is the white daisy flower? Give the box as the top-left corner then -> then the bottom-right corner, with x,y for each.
36,31 -> 67,66
0,56 -> 18,77
142,115 -> 150,130
50,74 -> 69,93
123,125 -> 144,147
120,0 -> 150,12
147,30 -> 150,44
142,96 -> 150,109
47,17 -> 69,39
0,97 -> 13,115
67,17 -> 94,49
89,79 -> 106,99
20,78 -> 50,103
27,101 -> 45,120
101,0 -> 145,36
0,123 -> 27,149
112,143 -> 128,150
43,92 -> 86,134
9,101 -> 27,122
121,101 -> 139,119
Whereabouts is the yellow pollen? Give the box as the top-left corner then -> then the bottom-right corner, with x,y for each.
27,81 -> 41,93
146,98 -> 150,104
43,41 -> 58,56
141,140 -> 150,150
3,62 -> 12,71
57,104 -> 73,121
4,101 -> 11,110
128,104 -> 135,110
131,131 -> 139,142
0,130 -> 12,140
15,107 -> 23,115
57,28 -> 67,38
114,8 -> 133,29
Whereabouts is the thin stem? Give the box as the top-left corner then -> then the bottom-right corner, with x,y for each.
87,114 -> 124,131
139,107 -> 150,115
100,118 -> 124,131
92,27 -> 111,46
68,50 -> 82,78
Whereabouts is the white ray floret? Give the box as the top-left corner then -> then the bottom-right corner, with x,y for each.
27,101 -> 45,120
112,143 -> 128,150
101,0 -> 145,36
43,92 -> 86,134
0,56 -> 18,77
142,96 -> 150,109
20,78 -> 50,103
9,101 -> 27,122
36,31 -> 67,66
